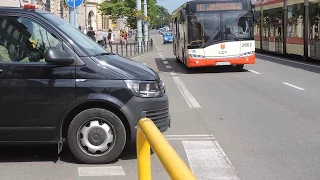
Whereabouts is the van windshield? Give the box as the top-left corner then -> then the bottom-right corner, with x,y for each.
42,13 -> 107,56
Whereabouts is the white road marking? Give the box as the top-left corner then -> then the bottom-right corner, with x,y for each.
170,72 -> 201,108
282,82 -> 305,91
258,54 -> 320,68
158,53 -> 162,55
183,141 -> 240,180
248,70 -> 261,75
165,134 -> 214,137
166,65 -> 172,69
169,71 -> 178,76
131,51 -> 158,59
167,137 -> 214,140
165,135 -> 215,140
161,57 -> 166,60
78,166 -> 125,177
163,61 -> 169,64
214,141 -> 233,167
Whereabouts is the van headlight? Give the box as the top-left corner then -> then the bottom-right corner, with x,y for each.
124,80 -> 165,98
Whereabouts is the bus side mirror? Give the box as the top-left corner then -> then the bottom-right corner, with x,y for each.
180,9 -> 186,22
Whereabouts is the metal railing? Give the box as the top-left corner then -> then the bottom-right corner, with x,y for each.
136,118 -> 197,180
106,40 -> 154,57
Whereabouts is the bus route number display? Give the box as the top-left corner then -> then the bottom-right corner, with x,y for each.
196,2 -> 243,12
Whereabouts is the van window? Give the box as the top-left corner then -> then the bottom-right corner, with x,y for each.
42,13 -> 107,57
0,16 -> 62,63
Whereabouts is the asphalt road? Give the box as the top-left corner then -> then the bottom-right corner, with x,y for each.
1,30 -> 320,180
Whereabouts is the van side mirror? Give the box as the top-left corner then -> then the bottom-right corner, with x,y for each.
45,47 -> 74,65
180,9 -> 186,22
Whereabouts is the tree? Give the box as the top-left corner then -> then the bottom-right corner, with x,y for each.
99,0 -> 170,29
152,6 -> 171,29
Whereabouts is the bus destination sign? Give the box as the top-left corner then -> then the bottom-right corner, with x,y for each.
196,2 -> 243,12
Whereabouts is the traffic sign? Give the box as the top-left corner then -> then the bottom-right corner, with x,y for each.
65,0 -> 83,8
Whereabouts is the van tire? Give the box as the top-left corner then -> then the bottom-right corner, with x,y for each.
67,108 -> 126,164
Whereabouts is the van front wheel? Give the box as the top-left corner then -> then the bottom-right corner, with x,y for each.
67,108 -> 126,164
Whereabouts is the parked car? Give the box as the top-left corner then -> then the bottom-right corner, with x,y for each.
163,32 -> 173,44
0,5 -> 170,164
159,28 -> 164,34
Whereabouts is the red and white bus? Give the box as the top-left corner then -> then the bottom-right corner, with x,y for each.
172,0 -> 256,70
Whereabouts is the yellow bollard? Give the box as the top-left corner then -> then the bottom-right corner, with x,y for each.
137,118 -> 197,180
137,127 -> 151,180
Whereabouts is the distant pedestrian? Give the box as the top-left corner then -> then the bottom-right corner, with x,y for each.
96,29 -> 104,46
107,29 -> 114,48
123,31 -> 128,44
83,26 -> 87,34
87,27 -> 95,41
103,30 -> 107,47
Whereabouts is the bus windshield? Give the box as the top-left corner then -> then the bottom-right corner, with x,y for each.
187,11 -> 253,47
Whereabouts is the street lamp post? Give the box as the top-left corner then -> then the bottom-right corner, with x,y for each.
136,0 -> 143,52
143,0 -> 148,48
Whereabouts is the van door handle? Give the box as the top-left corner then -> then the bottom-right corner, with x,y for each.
0,69 -> 3,73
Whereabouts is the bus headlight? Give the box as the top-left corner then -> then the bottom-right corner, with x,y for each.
189,54 -> 205,59
240,51 -> 254,57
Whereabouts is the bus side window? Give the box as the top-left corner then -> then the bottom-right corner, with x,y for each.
176,18 -> 179,39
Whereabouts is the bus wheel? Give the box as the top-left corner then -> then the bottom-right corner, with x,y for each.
176,56 -> 181,63
235,64 -> 244,71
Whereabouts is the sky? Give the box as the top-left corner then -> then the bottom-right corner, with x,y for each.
157,0 -> 189,14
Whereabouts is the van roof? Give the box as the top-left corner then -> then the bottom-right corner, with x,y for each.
0,6 -> 49,14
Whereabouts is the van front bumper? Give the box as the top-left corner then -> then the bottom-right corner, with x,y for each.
120,94 -> 170,141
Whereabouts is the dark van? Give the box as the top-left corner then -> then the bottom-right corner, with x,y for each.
0,5 -> 170,164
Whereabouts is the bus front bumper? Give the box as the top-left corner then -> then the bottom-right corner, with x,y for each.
187,54 -> 256,68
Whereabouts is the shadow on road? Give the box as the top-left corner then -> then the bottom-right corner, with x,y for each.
0,141 -> 138,164
155,57 -> 249,74
256,52 -> 320,74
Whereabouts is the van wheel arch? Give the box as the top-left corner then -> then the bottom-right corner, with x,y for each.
61,101 -> 131,142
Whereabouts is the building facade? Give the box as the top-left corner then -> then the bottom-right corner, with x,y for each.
1,0 -> 116,31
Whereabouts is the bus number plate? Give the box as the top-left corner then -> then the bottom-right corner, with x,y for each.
242,43 -> 252,47
216,62 -> 230,66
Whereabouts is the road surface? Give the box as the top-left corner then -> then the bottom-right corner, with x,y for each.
1,30 -> 320,180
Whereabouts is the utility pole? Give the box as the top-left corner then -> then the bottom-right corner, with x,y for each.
31,0 -> 35,5
69,7 -> 76,27
84,2 -> 87,27
137,0 -> 143,52
143,0 -> 148,48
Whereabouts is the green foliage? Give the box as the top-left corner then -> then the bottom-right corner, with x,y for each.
152,6 -> 171,29
99,0 -> 170,29
0,46 -> 10,61
310,3 -> 320,26
60,0 -> 68,8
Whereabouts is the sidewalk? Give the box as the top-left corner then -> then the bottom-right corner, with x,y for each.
105,33 -> 155,57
